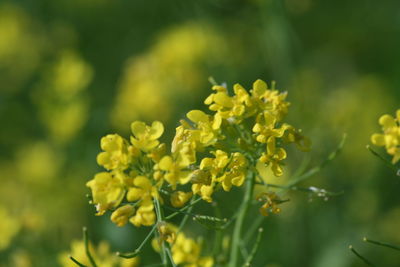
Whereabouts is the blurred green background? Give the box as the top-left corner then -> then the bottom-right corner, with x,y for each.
1,0 -> 400,266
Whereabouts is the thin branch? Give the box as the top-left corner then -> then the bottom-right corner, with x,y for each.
69,256 -> 88,267
243,228 -> 264,267
363,237 -> 400,251
117,224 -> 157,258
366,145 -> 400,176
349,245 -> 375,266
83,227 -> 97,267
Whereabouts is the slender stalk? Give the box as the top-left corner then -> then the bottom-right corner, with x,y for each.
154,198 -> 168,266
83,227 -> 97,267
366,145 -> 400,176
243,228 -> 264,267
70,256 -> 89,267
117,224 -> 157,258
229,172 -> 255,267
349,245 -> 375,266
363,237 -> 400,251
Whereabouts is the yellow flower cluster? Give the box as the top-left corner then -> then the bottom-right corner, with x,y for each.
153,224 -> 214,267
371,110 -> 400,164
86,79 -> 309,227
87,121 -> 164,227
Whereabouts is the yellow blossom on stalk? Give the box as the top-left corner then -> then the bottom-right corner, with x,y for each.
371,110 -> 400,164
129,199 -> 156,227
186,110 -> 222,146
59,240 -> 139,267
157,155 -> 192,189
130,121 -> 164,152
97,134 -> 137,170
250,79 -> 290,121
157,222 -> 177,244
86,172 -> 126,215
218,152 -> 247,191
111,205 -> 135,227
257,192 -> 282,216
252,111 -> 291,143
259,137 -> 287,177
126,176 -> 159,227
170,191 -> 193,208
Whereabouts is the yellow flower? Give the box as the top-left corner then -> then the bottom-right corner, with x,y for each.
157,155 -> 192,189
219,152 -> 247,192
252,111 -> 291,143
371,110 -> 400,164
86,172 -> 126,216
256,192 -> 282,216
170,191 -> 193,208
130,121 -> 164,152
129,199 -> 156,227
126,176 -> 159,203
171,232 -> 214,267
157,222 -> 177,244
259,137 -> 287,177
111,205 -> 135,227
97,134 -> 135,170
186,110 -> 222,146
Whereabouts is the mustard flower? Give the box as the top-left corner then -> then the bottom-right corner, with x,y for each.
257,192 -> 282,216
129,198 -> 156,227
130,121 -> 164,152
97,134 -> 135,170
186,110 -> 222,146
157,155 -> 192,189
111,205 -> 135,227
259,137 -> 287,177
86,172 -> 126,215
371,110 -> 400,163
170,191 -> 193,208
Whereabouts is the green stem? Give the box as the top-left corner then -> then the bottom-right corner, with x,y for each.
154,198 -> 168,266
349,245 -> 375,266
117,224 -> 157,258
83,227 -> 97,267
363,237 -> 400,251
70,256 -> 89,267
229,171 -> 255,267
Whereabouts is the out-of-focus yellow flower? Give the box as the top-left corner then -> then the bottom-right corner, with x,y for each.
371,110 -> 400,164
112,23 -> 230,129
0,206 -> 20,250
130,121 -> 164,152
86,172 -> 126,215
172,233 -> 214,267
58,240 -> 139,267
257,192 -> 282,216
111,205 -> 135,227
97,134 -> 136,170
170,191 -> 193,208
152,225 -> 214,267
0,4 -> 42,92
157,222 -> 177,244
33,50 -> 93,144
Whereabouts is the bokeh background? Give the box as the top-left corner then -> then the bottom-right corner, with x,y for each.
1,0 -> 400,266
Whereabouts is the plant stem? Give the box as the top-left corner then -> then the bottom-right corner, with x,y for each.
229,171 -> 255,267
